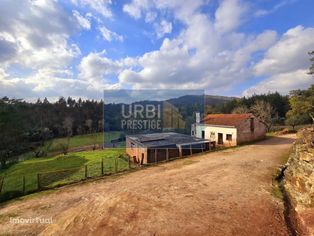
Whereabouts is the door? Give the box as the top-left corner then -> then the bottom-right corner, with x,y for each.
201,130 -> 205,139
218,133 -> 223,145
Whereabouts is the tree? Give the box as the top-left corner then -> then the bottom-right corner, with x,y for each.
0,98 -> 32,168
85,119 -> 93,133
232,105 -> 249,114
62,117 -> 73,136
250,100 -> 274,131
287,86 -> 314,126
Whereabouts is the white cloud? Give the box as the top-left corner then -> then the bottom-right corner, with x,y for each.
78,52 -> 137,86
0,0 -> 81,70
123,0 -> 151,19
99,26 -> 123,42
243,26 -> 314,96
214,0 -> 248,33
254,0 -> 296,17
254,26 -> 314,76
155,20 -> 172,38
73,10 -> 91,30
243,70 -> 312,96
145,11 -> 157,23
72,0 -> 113,18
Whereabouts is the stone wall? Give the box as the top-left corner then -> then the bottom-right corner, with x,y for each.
284,128 -> 314,235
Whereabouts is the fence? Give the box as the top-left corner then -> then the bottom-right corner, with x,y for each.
0,155 -> 131,203
0,145 -> 217,203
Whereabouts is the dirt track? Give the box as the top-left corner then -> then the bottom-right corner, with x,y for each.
0,135 -> 295,236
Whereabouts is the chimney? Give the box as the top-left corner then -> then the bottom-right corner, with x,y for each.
196,112 -> 200,123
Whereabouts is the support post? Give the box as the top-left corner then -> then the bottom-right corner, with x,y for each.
179,146 -> 182,158
154,149 -> 157,164
0,177 -> 3,194
166,148 -> 169,161
190,144 -> 192,155
101,159 -> 104,176
22,176 -> 26,194
85,165 -> 88,179
37,174 -> 41,190
128,155 -> 131,169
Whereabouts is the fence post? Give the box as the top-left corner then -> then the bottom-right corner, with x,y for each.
37,174 -> 41,190
128,155 -> 131,169
84,165 -> 88,179
154,149 -> 157,164
101,159 -> 104,176
114,158 -> 117,173
0,177 -> 3,194
22,176 -> 26,194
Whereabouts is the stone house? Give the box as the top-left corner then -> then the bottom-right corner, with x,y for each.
191,113 -> 266,146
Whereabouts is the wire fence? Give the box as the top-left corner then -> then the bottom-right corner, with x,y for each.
0,145 -> 217,203
0,155 -> 131,203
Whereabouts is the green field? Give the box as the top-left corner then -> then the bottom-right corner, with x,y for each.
17,131 -> 123,161
47,131 -> 122,152
0,148 -> 127,201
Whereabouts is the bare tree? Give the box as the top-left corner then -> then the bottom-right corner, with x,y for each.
232,105 -> 249,114
250,100 -> 274,131
62,117 -> 73,136
60,117 -> 73,155
85,119 -> 93,134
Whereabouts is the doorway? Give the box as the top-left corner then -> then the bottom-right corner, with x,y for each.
218,133 -> 223,145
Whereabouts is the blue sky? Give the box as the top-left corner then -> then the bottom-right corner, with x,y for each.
0,0 -> 313,101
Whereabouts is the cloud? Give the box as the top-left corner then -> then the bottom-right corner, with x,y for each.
244,26 -> 314,96
99,26 -> 123,42
214,0 -> 248,33
78,52 -> 137,85
254,26 -> 314,76
254,0 -> 296,17
0,0 -> 81,70
145,11 -> 157,23
123,0 -> 151,19
73,10 -> 91,30
71,0 -> 113,18
118,1 -> 277,93
155,20 -> 172,38
243,70 -> 312,96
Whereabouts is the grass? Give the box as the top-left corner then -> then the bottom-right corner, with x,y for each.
17,131 -> 123,161
0,148 -> 127,198
271,149 -> 292,200
45,131 -> 122,152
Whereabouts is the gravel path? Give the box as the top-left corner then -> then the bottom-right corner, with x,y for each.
0,135 -> 295,236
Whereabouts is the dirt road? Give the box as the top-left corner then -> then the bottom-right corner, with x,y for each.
0,135 -> 295,236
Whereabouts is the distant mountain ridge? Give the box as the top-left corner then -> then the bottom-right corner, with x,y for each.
166,95 -> 237,106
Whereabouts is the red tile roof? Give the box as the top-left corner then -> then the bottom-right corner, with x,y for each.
201,113 -> 254,127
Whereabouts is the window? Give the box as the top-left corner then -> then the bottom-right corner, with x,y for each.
250,118 -> 254,132
130,142 -> 135,149
226,134 -> 232,141
191,130 -> 194,136
210,132 -> 215,139
201,130 -> 205,139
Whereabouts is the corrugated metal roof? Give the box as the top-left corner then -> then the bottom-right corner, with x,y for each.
127,132 -> 208,148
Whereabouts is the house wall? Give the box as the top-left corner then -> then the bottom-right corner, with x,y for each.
195,125 -> 237,146
236,117 -> 266,144
125,137 -> 148,164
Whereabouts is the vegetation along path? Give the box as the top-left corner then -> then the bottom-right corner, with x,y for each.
0,135 -> 296,236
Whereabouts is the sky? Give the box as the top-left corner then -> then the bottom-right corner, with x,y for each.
0,0 -> 314,101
